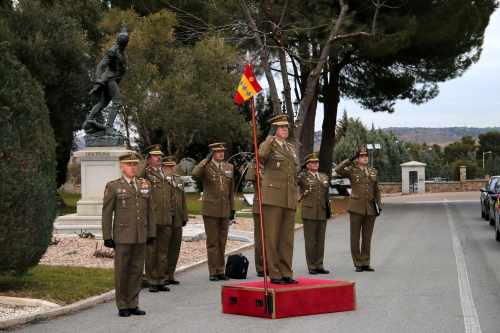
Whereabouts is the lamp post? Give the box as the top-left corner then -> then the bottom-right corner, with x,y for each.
280,91 -> 286,113
483,151 -> 492,168
366,143 -> 381,168
293,99 -> 299,117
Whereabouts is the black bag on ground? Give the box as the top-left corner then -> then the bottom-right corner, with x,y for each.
225,253 -> 249,279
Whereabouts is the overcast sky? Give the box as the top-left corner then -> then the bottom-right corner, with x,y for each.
269,8 -> 500,131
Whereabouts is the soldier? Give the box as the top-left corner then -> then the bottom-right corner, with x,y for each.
335,147 -> 382,272
244,160 -> 265,277
297,153 -> 331,275
192,143 -> 235,281
162,156 -> 188,285
138,144 -> 171,293
258,115 -> 299,284
102,153 -> 155,317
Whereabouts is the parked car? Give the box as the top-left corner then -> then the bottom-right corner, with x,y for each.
488,180 -> 500,226
479,175 -> 500,221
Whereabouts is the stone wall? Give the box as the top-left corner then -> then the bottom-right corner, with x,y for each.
379,180 -> 487,194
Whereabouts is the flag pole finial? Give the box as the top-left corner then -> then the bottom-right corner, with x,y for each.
246,51 -> 251,65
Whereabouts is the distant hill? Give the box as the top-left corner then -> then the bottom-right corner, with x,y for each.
313,127 -> 500,150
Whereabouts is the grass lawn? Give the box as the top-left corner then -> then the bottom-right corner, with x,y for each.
0,265 -> 115,305
58,192 -> 81,215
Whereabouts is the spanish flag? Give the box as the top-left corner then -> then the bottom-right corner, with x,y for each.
235,65 -> 263,105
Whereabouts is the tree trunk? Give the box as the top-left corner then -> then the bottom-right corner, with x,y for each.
319,67 -> 340,179
299,80 -> 319,162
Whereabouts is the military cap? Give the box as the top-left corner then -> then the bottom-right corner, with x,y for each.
268,114 -> 290,126
162,156 -> 176,166
144,144 -> 163,155
209,142 -> 226,151
304,152 -> 320,163
358,147 -> 369,155
119,153 -> 140,163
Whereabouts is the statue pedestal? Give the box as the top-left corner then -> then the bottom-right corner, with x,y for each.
54,146 -> 132,237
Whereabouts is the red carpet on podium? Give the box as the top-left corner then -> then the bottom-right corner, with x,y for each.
222,277 -> 356,319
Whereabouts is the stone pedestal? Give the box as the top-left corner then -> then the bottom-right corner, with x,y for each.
54,146 -> 132,237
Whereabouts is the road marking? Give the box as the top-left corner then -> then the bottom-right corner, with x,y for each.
445,202 -> 481,333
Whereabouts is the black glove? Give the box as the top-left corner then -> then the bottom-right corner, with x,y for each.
268,124 -> 278,136
300,161 -> 308,169
182,221 -> 187,227
348,151 -> 359,162
325,201 -> 332,219
104,239 -> 115,248
230,210 -> 236,220
172,216 -> 175,224
205,150 -> 215,161
146,237 -> 155,244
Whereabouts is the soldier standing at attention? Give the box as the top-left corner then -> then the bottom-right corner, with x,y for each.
258,115 -> 299,285
162,156 -> 188,285
192,143 -> 235,281
297,153 -> 331,275
245,159 -> 265,277
335,147 -> 382,272
138,144 -> 171,293
102,153 -> 155,317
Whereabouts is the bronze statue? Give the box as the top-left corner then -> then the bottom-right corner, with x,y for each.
83,20 -> 129,137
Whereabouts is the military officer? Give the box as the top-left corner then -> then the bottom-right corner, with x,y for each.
335,147 -> 382,272
192,143 -> 235,281
244,160 -> 265,277
258,115 -> 299,284
137,144 -> 171,293
297,153 -> 331,275
102,153 -> 155,317
162,156 -> 189,285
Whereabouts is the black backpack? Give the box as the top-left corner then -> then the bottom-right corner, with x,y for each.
224,253 -> 249,279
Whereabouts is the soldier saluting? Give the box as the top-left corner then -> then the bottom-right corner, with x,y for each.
335,147 -> 382,272
192,143 -> 235,281
297,152 -> 331,275
102,153 -> 156,317
258,115 -> 299,285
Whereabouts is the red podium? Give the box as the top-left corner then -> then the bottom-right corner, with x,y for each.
221,278 -> 356,319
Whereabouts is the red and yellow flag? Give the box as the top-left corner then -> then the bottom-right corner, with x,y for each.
235,65 -> 262,105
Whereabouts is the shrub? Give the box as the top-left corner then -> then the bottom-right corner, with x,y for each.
0,43 -> 57,274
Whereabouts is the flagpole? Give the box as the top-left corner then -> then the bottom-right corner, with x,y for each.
250,96 -> 272,314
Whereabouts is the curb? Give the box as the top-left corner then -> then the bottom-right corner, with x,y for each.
0,225 -> 304,330
0,290 -> 115,330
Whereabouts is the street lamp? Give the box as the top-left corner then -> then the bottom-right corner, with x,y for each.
293,99 -> 299,117
483,151 -> 492,168
366,143 -> 381,168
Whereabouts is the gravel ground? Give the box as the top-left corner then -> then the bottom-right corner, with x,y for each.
0,304 -> 49,320
40,216 -> 255,269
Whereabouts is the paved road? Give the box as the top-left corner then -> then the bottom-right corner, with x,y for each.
14,193 -> 500,333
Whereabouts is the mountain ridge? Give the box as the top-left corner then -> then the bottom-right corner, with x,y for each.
313,126 -> 500,150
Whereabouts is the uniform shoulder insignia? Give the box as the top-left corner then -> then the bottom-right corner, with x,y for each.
109,178 -> 120,182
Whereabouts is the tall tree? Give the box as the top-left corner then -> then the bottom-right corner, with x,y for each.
97,8 -> 252,161
229,0 -> 498,178
0,0 -> 104,187
476,130 -> 500,161
444,135 -> 478,163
